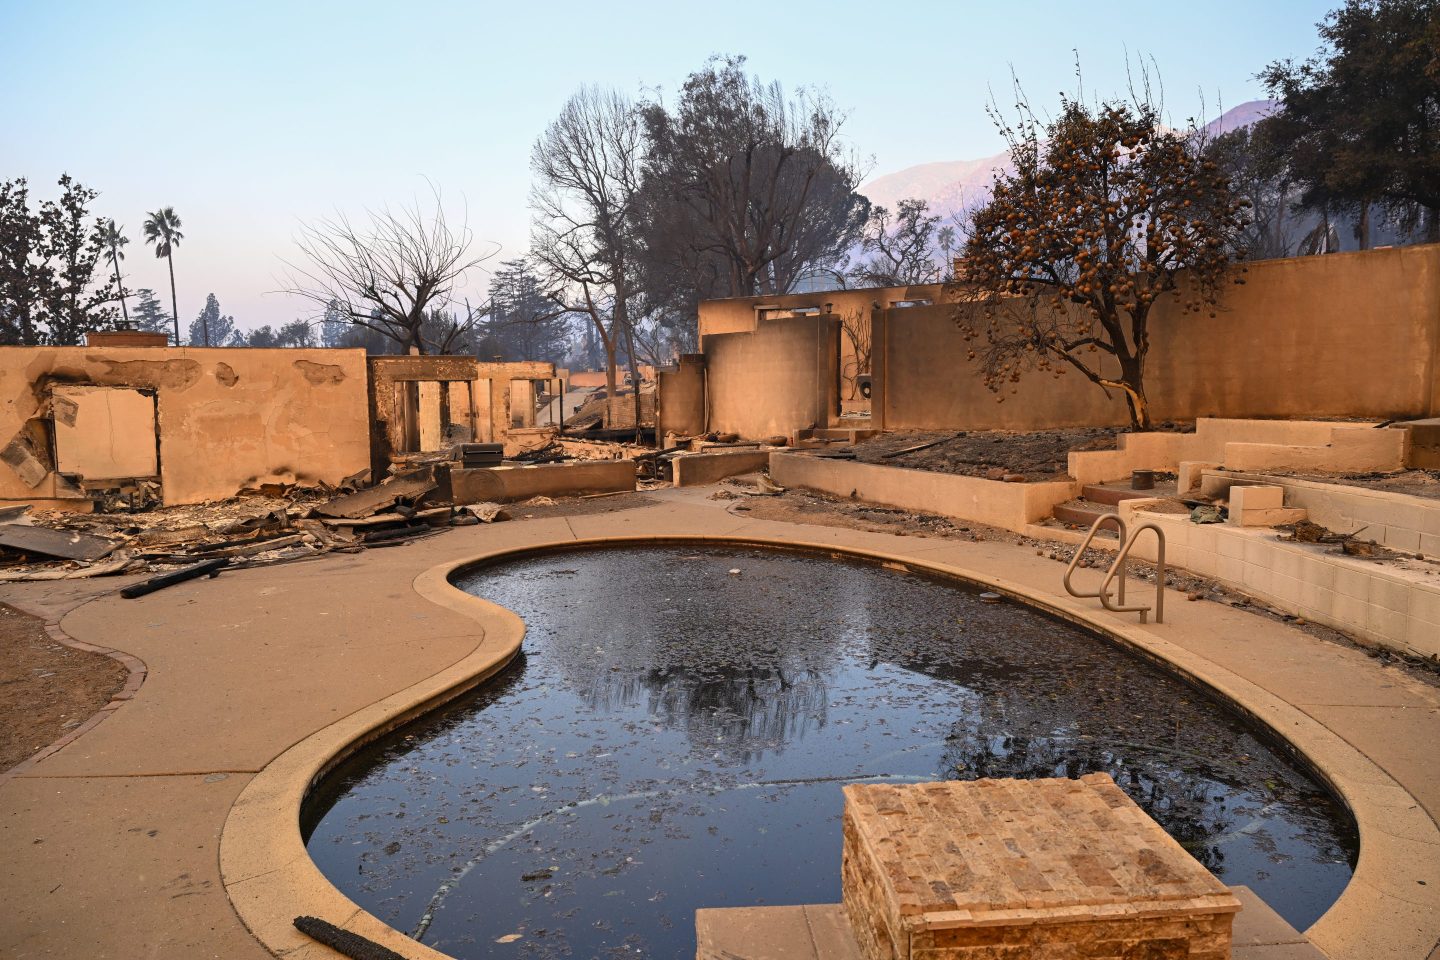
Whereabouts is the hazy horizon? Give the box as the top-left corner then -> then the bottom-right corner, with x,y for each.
2,0 -> 1336,331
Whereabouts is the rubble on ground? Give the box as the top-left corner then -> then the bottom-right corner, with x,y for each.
0,464 -> 475,583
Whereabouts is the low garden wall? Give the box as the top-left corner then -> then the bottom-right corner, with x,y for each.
672,450 -> 770,487
1066,418 -> 1407,485
769,452 -> 1076,534
449,460 -> 635,503
1113,499 -> 1439,659
1199,471 -> 1440,556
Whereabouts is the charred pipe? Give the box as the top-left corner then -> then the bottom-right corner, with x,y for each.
120,558 -> 230,599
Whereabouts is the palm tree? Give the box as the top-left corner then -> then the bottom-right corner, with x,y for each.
142,207 -> 184,345
99,220 -> 130,325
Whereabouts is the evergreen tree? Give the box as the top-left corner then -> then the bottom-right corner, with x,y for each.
1261,0 -> 1440,242
0,175 -> 118,345
319,299 -> 349,347
0,178 -> 43,345
245,325 -> 278,347
275,319 -> 316,347
38,175 -> 119,345
133,288 -> 172,334
187,293 -> 236,346
485,259 -> 571,362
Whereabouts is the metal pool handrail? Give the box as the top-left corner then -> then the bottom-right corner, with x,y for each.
1098,522 -> 1167,624
1063,513 -> 1129,607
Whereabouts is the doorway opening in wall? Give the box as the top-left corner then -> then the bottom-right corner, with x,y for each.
509,380 -> 538,430
399,380 -> 475,454
838,307 -> 871,422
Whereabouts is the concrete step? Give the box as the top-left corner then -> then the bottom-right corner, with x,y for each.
1081,482 -> 1171,506
696,904 -> 861,960
800,427 -> 879,443
1052,499 -> 1117,528
695,888 -> 1320,960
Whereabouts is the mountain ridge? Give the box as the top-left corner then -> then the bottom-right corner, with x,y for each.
858,100 -> 1276,223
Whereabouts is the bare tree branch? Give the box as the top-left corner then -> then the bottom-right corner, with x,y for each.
279,189 -> 496,354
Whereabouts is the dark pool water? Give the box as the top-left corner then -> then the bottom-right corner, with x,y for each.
304,545 -> 1357,959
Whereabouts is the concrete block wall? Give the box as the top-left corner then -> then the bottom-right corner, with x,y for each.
1202,472 -> 1440,555
1115,502 -> 1440,659
699,246 -> 1440,436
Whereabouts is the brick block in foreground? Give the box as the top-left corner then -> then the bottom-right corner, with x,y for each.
841,773 -> 1240,960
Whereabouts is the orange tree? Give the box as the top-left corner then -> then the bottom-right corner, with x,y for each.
958,98 -> 1250,429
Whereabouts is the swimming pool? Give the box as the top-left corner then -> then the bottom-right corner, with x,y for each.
304,543 -> 1356,959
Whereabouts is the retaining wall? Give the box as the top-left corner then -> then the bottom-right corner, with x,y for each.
1115,501 -> 1440,659
1200,472 -> 1440,556
769,452 -> 1076,534
1067,419 -> 1408,486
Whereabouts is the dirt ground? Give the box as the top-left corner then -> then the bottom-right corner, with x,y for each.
501,491 -> 664,520
847,426 -> 1188,481
0,602 -> 127,773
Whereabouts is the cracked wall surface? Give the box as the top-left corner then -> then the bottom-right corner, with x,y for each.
0,347 -> 371,505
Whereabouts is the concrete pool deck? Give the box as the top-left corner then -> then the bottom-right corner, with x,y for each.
0,485 -> 1437,960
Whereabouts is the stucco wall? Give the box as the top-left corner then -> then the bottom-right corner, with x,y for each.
696,284 -> 933,339
881,304 -> 1122,430
657,358 -> 706,440
698,245 -> 1440,432
0,346 -> 371,505
703,316 -> 840,440
885,246 -> 1440,429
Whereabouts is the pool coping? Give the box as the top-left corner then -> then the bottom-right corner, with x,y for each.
219,532 -> 1440,960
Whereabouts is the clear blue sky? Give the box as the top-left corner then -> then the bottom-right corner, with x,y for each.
1,0 -> 1335,330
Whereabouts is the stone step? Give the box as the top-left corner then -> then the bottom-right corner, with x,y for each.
1052,499 -> 1117,528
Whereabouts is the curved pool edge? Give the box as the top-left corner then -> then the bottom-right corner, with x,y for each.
219,533 -> 1440,960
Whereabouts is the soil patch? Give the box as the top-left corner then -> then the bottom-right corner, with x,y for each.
847,425 -> 1189,481
0,602 -> 127,772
